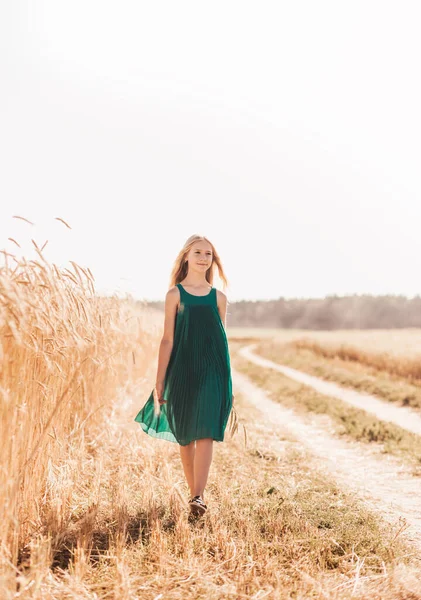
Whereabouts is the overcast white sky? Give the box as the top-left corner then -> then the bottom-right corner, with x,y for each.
1,1 -> 420,301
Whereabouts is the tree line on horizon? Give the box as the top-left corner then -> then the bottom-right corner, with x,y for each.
144,294 -> 421,329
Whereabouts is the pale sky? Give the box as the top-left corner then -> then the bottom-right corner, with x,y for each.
1,1 -> 420,301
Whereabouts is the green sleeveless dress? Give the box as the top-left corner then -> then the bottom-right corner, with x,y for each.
134,283 -> 233,446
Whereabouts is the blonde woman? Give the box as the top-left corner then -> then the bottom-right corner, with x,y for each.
134,234 -> 235,517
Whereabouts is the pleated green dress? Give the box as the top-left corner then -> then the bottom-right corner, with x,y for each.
134,283 -> 233,446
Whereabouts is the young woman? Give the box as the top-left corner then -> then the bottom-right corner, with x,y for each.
134,234 -> 235,517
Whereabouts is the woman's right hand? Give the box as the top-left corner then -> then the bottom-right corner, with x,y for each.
153,381 -> 166,405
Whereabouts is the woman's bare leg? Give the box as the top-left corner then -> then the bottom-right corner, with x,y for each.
193,438 -> 213,500
179,441 -> 196,497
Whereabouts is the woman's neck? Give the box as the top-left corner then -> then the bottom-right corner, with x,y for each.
182,275 -> 210,287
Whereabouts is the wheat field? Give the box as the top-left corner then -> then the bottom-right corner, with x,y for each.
2,249 -> 421,598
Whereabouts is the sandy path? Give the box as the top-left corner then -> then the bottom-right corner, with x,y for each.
232,367 -> 421,550
239,344 -> 421,436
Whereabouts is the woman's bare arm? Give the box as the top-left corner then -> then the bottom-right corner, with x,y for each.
216,290 -> 228,328
217,290 -> 235,402
155,286 -> 179,384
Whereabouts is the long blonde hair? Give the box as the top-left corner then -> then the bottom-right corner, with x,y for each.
169,234 -> 229,289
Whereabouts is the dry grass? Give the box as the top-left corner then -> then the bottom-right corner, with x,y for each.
228,327 -> 421,359
6,385 -> 419,599
2,254 -> 421,598
291,337 -> 421,386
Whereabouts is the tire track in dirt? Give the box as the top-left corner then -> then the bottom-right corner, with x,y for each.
240,344 -> 421,436
232,364 -> 421,551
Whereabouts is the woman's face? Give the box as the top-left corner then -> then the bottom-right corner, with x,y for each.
186,241 -> 213,273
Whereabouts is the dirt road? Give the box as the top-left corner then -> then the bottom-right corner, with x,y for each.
233,356 -> 421,551
239,344 -> 421,436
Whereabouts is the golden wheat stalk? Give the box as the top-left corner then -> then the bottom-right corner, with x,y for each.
227,403 -> 239,438
12,215 -> 34,225
55,217 -> 72,229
